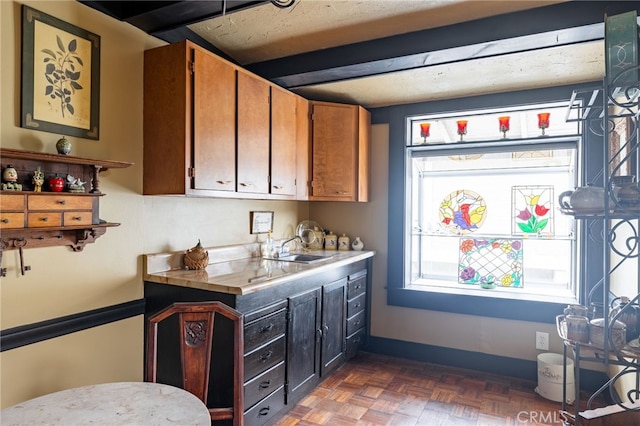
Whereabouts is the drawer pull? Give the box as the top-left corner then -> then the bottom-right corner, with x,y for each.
1,218 -> 9,223
259,350 -> 273,362
72,216 -> 83,221
261,324 -> 274,333
353,337 -> 361,344
57,200 -> 67,205
355,284 -> 361,289
354,303 -> 361,309
239,182 -> 251,187
354,320 -> 361,327
272,185 -> 283,189
258,407 -> 271,417
259,380 -> 272,389
216,180 -> 232,185
40,217 -> 49,222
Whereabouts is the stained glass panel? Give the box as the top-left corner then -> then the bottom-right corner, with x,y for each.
458,238 -> 524,287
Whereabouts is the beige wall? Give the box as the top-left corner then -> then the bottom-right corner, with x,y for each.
0,0 -> 306,408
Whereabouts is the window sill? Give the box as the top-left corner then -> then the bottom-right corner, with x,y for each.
387,286 -> 574,323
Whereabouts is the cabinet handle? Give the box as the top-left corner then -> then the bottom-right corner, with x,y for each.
353,337 -> 361,344
57,200 -> 67,205
355,284 -> 361,290
1,218 -> 8,223
259,350 -> 273,362
239,182 -> 251,187
216,180 -> 232,185
72,216 -> 82,221
354,320 -> 360,327
258,407 -> 271,416
354,303 -> 361,309
261,324 -> 274,333
273,185 -> 283,189
335,191 -> 347,194
323,325 -> 329,334
40,217 -> 49,222
259,380 -> 272,389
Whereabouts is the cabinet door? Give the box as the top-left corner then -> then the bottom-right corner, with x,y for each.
321,278 -> 347,377
193,49 -> 237,192
270,87 -> 297,196
237,72 -> 270,194
287,288 -> 321,403
311,102 -> 358,199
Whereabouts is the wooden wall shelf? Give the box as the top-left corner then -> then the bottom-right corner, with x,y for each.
0,148 -> 132,276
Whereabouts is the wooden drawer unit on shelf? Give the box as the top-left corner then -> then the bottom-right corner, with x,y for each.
27,194 -> 97,228
0,148 -> 131,256
0,194 -> 25,229
346,269 -> 367,359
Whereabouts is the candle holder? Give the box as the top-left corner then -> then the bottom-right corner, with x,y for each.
537,112 -> 550,136
419,123 -> 431,144
456,120 -> 468,141
498,116 -> 510,139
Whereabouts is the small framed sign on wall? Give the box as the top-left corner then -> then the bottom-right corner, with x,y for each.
250,211 -> 274,234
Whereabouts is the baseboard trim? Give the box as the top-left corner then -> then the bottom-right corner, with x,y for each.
364,336 -> 608,394
0,299 -> 145,352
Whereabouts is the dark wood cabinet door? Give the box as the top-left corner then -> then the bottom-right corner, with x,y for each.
320,278 -> 347,377
270,87 -> 297,196
237,72 -> 270,194
286,288 -> 321,403
193,48 -> 237,191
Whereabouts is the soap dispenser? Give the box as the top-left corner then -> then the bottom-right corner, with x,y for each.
262,230 -> 275,258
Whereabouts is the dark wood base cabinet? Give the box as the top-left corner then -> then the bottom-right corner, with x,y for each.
144,258 -> 370,426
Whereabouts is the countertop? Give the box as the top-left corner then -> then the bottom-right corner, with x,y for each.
144,243 -> 374,295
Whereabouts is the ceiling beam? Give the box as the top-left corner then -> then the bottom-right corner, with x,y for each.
246,1 -> 640,89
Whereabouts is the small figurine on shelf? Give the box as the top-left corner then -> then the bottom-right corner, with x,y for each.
32,167 -> 44,192
66,174 -> 86,193
2,164 -> 22,191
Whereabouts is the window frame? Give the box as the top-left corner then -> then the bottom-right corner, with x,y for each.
382,84 -> 604,324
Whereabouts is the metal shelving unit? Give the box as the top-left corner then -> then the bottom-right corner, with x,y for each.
559,64 -> 640,424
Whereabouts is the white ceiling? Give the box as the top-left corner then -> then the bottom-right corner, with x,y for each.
187,0 -> 605,108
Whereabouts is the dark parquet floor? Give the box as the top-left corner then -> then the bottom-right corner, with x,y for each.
274,351 -> 605,426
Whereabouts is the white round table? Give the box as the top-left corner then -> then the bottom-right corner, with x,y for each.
0,382 -> 211,425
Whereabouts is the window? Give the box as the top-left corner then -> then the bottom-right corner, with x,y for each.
404,103 -> 582,305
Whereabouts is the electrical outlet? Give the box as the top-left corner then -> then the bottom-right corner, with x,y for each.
536,331 -> 549,351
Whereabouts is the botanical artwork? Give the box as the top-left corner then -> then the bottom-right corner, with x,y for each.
21,6 -> 100,139
511,185 -> 554,236
439,189 -> 487,234
458,238 -> 523,287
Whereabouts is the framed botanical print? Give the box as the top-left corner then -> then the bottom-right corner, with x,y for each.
21,5 -> 100,139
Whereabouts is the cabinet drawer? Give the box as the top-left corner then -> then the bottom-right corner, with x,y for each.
1,194 -> 25,210
63,211 -> 93,226
244,361 -> 285,410
347,272 -> 366,299
244,308 -> 286,353
346,328 -> 365,359
346,309 -> 365,336
347,293 -> 365,317
28,195 -> 93,211
0,213 -> 25,229
243,385 -> 284,426
244,335 -> 285,381
27,212 -> 62,227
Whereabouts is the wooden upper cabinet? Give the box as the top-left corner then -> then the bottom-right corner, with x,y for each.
271,87 -> 298,196
193,49 -> 236,192
310,101 -> 370,202
237,72 -> 270,194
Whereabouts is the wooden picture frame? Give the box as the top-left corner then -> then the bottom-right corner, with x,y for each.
21,5 -> 100,140
250,211 -> 274,234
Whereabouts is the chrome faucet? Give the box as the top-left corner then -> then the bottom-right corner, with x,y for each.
278,236 -> 302,256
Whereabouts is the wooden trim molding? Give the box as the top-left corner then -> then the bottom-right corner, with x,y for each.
365,336 -> 608,395
0,299 -> 145,352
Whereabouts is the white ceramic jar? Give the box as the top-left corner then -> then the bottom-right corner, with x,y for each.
351,237 -> 364,251
324,231 -> 337,250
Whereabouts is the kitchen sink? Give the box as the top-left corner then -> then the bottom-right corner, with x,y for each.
265,253 -> 332,264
